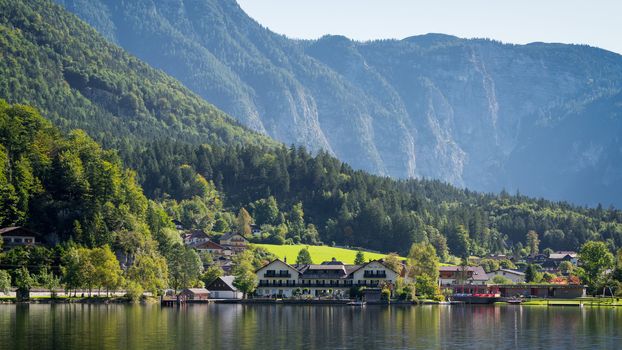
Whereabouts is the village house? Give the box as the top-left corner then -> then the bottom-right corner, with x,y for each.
0,227 -> 39,249
528,251 -> 579,271
206,276 -> 243,299
219,232 -> 248,252
179,288 -> 210,301
192,240 -> 232,259
548,251 -> 579,266
488,268 -> 526,283
255,258 -> 399,298
439,266 -> 489,293
183,230 -> 210,246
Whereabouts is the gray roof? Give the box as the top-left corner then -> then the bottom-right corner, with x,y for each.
182,288 -> 210,295
440,266 -> 489,281
492,269 -> 525,276
548,252 -> 577,259
219,276 -> 238,291
220,232 -> 248,241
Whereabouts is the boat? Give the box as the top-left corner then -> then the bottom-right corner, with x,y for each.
506,298 -> 523,305
347,301 -> 366,306
451,293 -> 500,304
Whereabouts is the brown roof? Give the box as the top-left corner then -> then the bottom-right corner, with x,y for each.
181,288 -> 210,295
193,241 -> 225,250
0,227 -> 39,237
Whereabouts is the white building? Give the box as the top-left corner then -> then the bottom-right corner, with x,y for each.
439,266 -> 489,287
255,258 -> 399,298
488,269 -> 526,283
206,276 -> 243,299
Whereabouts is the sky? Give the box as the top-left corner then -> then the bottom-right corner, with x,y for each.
237,0 -> 622,54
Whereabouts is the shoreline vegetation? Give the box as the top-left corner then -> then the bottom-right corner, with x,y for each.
2,294 -> 621,307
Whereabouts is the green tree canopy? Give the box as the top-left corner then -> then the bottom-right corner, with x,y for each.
296,247 -> 313,265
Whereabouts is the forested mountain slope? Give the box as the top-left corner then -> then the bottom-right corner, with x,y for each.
56,0 -> 622,206
0,0 -> 274,149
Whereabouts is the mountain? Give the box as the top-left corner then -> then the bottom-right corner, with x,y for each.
1,0 -> 621,256
0,0 -> 274,150
55,0 -> 622,206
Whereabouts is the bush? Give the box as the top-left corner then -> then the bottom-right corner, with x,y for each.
381,288 -> 391,301
125,281 -> 144,302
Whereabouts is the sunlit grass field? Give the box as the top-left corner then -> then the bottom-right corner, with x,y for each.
254,244 -> 398,264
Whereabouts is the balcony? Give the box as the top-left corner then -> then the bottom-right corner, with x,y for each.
264,272 -> 291,278
363,271 -> 387,278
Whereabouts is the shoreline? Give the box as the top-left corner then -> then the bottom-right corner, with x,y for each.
2,297 -> 621,307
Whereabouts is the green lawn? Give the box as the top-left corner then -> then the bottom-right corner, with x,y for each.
254,244 -> 399,264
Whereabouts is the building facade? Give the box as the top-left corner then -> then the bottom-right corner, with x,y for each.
219,233 -> 248,253
0,227 -> 38,249
206,276 -> 243,299
255,258 -> 399,298
439,266 -> 489,289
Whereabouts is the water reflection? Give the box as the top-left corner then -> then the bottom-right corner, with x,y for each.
0,304 -> 620,349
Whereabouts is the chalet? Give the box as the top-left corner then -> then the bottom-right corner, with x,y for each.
179,288 -> 210,301
206,276 -> 243,299
548,251 -> 579,266
219,232 -> 248,252
528,251 -> 579,271
192,240 -> 232,258
0,227 -> 39,249
488,269 -> 525,283
183,230 -> 210,245
255,258 -> 399,298
439,266 -> 489,290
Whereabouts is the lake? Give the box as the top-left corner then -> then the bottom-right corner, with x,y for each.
0,303 -> 620,349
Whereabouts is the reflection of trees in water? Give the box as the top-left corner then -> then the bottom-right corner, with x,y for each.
2,304 -> 622,348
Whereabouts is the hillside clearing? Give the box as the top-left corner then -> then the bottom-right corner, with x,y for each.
254,244 -> 400,264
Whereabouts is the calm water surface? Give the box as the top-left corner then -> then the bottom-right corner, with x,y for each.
0,303 -> 620,349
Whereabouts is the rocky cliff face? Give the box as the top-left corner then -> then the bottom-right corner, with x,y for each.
56,0 -> 622,206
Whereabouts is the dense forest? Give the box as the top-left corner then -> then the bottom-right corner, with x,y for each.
119,139 -> 622,257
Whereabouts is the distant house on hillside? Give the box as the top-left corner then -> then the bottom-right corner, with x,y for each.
184,230 -> 210,245
548,251 -> 579,265
219,232 -> 248,252
179,288 -> 210,301
206,276 -> 243,299
528,251 -> 578,271
0,227 -> 40,249
192,241 -> 232,259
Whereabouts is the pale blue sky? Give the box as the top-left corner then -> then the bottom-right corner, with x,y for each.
237,0 -> 622,54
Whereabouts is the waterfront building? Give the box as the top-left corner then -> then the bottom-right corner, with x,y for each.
206,276 -> 243,299
439,266 -> 489,288
255,258 -> 399,298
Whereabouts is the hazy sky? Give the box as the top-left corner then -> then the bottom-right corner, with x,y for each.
237,0 -> 622,54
